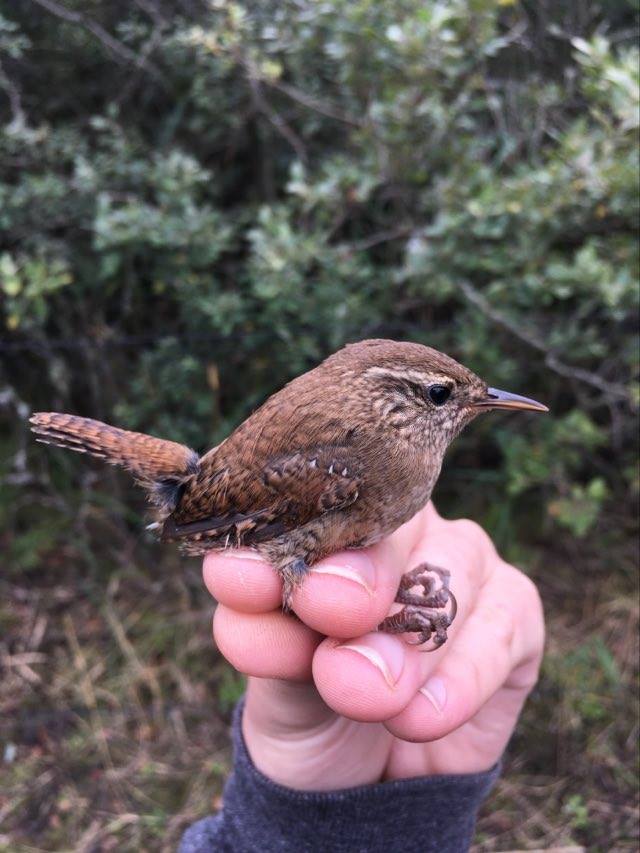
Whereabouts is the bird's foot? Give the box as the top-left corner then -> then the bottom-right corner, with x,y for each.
378,562 -> 457,650
281,557 -> 310,611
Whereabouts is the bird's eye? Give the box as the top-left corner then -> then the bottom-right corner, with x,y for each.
428,384 -> 451,406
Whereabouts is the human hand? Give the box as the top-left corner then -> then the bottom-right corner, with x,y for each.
204,503 -> 545,791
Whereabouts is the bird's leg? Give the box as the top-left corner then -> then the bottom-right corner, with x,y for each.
379,606 -> 453,649
378,562 -> 457,650
395,563 -> 452,608
280,557 -> 310,611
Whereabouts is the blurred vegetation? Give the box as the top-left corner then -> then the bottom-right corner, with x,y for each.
0,1 -> 638,851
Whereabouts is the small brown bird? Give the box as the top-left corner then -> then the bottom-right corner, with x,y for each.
30,339 -> 548,647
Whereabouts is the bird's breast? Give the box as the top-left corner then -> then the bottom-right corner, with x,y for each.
347,447 -> 441,541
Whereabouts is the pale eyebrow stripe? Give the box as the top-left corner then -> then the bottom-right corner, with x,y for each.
364,367 -> 453,386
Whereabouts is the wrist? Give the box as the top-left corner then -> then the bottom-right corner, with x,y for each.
182,698 -> 503,853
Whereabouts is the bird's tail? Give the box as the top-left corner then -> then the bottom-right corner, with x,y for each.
30,412 -> 199,513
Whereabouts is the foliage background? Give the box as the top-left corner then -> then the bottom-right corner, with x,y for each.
0,0 -> 638,850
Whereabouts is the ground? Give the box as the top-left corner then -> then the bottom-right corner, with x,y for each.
1,522 -> 638,852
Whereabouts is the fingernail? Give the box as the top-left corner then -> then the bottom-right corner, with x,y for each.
310,552 -> 376,595
420,676 -> 447,713
336,633 -> 404,687
217,549 -> 265,562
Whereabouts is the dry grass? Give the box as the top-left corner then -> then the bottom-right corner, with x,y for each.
475,535 -> 640,852
0,544 -> 242,853
1,495 -> 638,852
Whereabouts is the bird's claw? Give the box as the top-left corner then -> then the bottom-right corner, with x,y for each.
378,562 -> 457,651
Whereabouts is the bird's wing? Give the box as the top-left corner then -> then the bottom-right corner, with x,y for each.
162,446 -> 360,548
261,448 -> 360,514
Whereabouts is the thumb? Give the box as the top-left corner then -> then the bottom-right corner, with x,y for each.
242,677 -> 392,790
244,676 -> 334,737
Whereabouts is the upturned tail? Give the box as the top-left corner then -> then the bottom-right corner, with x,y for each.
29,412 -> 199,514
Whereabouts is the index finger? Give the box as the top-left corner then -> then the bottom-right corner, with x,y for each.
202,504 -> 430,638
203,549 -> 282,613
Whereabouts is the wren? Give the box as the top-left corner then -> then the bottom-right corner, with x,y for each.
30,339 -> 548,647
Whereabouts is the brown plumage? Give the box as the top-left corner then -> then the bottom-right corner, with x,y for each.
30,413 -> 199,509
30,339 -> 548,646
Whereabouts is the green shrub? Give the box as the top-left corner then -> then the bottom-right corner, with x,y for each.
1,0 -> 637,567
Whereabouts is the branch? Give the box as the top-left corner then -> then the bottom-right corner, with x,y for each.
269,79 -> 365,129
0,56 -> 26,128
30,0 -> 164,82
247,74 -> 308,166
238,53 -> 365,129
116,0 -> 169,104
455,279 -> 631,404
336,229 -> 631,406
342,225 -> 414,253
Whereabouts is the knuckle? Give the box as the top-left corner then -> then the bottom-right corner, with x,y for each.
490,602 -> 517,649
459,655 -> 485,710
469,599 -> 516,653
449,518 -> 496,585
511,658 -> 543,692
520,571 -> 543,609
507,565 -> 544,617
453,518 -> 493,551
499,563 -> 546,651
446,651 -> 483,712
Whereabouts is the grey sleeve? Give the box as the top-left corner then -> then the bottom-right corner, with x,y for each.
180,700 -> 500,853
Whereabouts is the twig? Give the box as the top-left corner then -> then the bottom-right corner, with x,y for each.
499,849 -> 585,853
335,230 -> 631,406
0,56 -> 26,129
2,652 -> 48,666
30,0 -> 164,82
64,614 -> 117,775
116,0 -> 169,104
455,278 -> 632,404
238,52 -> 364,129
104,584 -> 164,722
269,78 -> 365,129
247,74 -> 308,166
133,0 -> 167,26
342,225 -> 414,253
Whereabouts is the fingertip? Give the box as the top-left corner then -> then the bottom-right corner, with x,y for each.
203,550 -> 282,613
293,550 -> 390,638
312,633 -> 418,722
292,514 -> 428,638
213,604 -> 320,682
384,677 -> 458,742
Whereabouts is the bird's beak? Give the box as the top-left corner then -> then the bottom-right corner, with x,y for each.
473,387 -> 549,413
